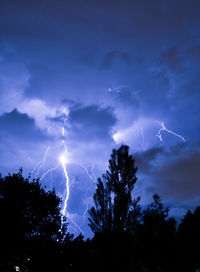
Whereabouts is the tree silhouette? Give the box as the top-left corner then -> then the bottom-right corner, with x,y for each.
88,178 -> 112,233
178,206 -> 200,271
0,169 -> 68,271
139,194 -> 177,272
88,145 -> 138,233
2,150 -> 200,271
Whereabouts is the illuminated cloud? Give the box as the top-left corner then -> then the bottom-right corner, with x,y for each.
1,0 -> 200,236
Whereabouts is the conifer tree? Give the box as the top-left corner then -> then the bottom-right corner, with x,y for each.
88,145 -> 138,233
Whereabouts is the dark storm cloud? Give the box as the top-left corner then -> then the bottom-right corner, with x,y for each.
24,64 -> 57,99
0,108 -> 50,142
47,113 -> 67,124
135,144 -> 200,203
101,50 -> 131,69
135,147 -> 164,174
156,150 -> 200,201
110,87 -> 139,107
1,0 -> 200,236
158,47 -> 183,72
48,104 -> 117,143
67,104 -> 117,142
188,45 -> 200,59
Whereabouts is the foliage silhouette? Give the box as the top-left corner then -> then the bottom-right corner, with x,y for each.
177,206 -> 200,271
88,146 -> 178,272
1,145 -> 200,271
88,145 -> 138,233
0,169 -> 68,271
138,194 -> 177,272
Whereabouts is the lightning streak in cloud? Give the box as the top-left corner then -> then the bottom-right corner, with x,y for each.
156,121 -> 186,142
108,85 -> 128,93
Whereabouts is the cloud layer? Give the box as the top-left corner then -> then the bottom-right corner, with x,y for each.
1,0 -> 200,236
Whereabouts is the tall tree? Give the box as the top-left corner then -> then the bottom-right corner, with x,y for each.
88,145 -> 138,233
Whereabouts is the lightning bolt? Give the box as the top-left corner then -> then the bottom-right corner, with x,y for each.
79,163 -> 96,183
77,163 -> 98,229
140,127 -> 145,150
91,164 -> 96,181
31,146 -> 50,177
80,201 -> 90,227
76,163 -> 98,229
31,108 -> 85,235
108,85 -> 128,93
60,155 -> 70,217
40,162 -> 60,181
156,121 -> 186,142
59,110 -> 84,234
59,110 -> 70,217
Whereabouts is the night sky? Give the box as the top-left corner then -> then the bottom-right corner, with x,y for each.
1,0 -> 200,237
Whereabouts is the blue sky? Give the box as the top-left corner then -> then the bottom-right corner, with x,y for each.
1,0 -> 200,237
